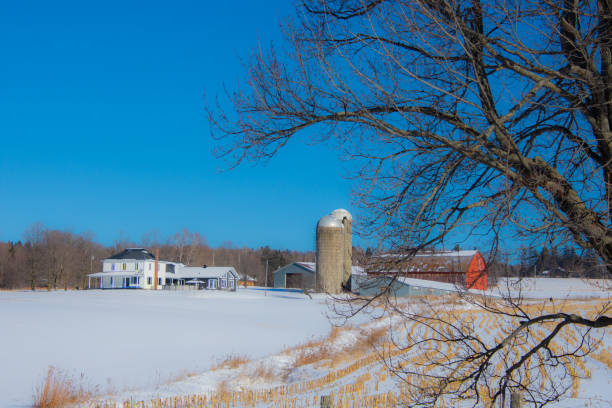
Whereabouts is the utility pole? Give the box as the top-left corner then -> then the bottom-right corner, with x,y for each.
314,253 -> 317,292
89,255 -> 94,289
265,259 -> 269,296
154,248 -> 159,290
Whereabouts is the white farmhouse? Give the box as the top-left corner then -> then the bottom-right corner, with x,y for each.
87,248 -> 238,291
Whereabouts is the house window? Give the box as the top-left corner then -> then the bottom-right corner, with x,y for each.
158,278 -> 162,286
208,279 -> 217,289
110,277 -> 113,285
132,277 -> 137,284
111,264 -> 115,271
123,263 -> 126,270
147,277 -> 152,285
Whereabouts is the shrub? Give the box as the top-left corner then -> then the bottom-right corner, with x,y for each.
32,366 -> 92,408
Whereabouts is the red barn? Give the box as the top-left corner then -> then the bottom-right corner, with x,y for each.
367,250 -> 488,290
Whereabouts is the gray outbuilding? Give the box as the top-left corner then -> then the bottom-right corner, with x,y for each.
273,262 -> 316,290
352,275 -> 458,297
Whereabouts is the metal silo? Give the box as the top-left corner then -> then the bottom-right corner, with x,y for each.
316,215 -> 343,294
331,209 -> 352,288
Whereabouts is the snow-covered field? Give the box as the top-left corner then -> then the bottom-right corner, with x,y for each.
0,288 -> 333,408
2,279 -> 611,408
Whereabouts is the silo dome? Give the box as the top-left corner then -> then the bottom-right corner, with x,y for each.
317,215 -> 343,229
331,208 -> 352,221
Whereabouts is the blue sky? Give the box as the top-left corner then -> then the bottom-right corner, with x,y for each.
0,1 -> 355,251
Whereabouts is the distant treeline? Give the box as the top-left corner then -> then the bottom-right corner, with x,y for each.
2,223 -> 604,290
0,223 -> 316,290
488,246 -> 607,279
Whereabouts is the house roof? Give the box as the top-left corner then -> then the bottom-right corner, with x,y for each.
88,271 -> 141,277
176,266 -> 238,279
105,248 -> 156,261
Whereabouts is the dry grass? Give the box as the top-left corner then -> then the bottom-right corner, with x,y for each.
293,343 -> 332,368
286,324 -> 390,371
592,346 -> 612,369
356,326 -> 387,351
210,354 -> 250,371
251,361 -> 279,382
215,379 -> 232,396
90,299 -> 612,408
32,366 -> 93,408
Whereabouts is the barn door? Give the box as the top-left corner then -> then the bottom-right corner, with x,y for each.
286,273 -> 303,288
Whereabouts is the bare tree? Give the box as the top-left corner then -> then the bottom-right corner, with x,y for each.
23,222 -> 45,290
210,0 -> 612,405
172,228 -> 191,264
185,232 -> 205,265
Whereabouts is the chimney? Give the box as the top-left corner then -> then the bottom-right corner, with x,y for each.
154,249 -> 159,290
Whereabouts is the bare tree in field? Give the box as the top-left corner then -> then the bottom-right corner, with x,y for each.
210,0 -> 612,405
23,222 -> 45,290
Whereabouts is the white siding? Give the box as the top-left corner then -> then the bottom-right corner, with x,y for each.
95,259 -> 183,290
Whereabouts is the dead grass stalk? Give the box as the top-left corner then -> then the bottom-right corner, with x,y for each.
32,366 -> 93,408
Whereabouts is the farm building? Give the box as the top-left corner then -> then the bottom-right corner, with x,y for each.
273,262 -> 316,290
365,250 -> 488,290
87,248 -> 238,291
351,274 -> 459,297
273,262 -> 364,290
177,266 -> 239,290
238,273 -> 257,287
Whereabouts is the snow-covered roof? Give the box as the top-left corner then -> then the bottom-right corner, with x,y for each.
295,262 -> 315,272
292,262 -> 364,275
370,250 -> 483,274
380,250 -> 479,258
88,271 -> 141,277
176,266 -> 238,279
397,276 -> 461,292
416,250 -> 478,257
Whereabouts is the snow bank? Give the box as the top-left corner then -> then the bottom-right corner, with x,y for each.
0,288 -> 332,408
494,277 -> 611,299
393,276 -> 612,299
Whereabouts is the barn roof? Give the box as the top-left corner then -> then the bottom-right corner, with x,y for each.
370,250 -> 483,273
